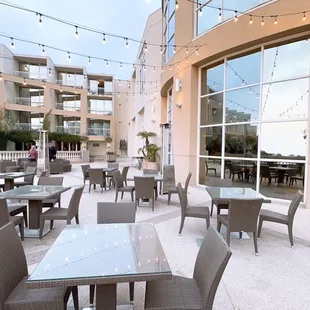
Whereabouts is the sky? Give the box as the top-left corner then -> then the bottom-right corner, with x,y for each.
0,0 -> 161,80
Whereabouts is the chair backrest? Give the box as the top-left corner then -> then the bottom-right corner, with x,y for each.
107,163 -> 119,169
38,176 -> 64,186
209,178 -> 232,187
134,176 -> 155,200
163,165 -> 176,193
121,166 -> 129,181
288,190 -> 303,220
97,202 -> 136,224
67,185 -> 85,220
6,166 -> 20,173
0,198 -> 10,227
40,170 -> 47,177
184,172 -> 192,194
0,223 -> 28,309
81,164 -> 90,178
193,226 -> 232,310
113,170 -> 124,189
228,198 -> 263,232
260,165 -> 270,177
24,166 -> 37,183
143,169 -> 158,175
88,168 -> 104,184
177,183 -> 187,216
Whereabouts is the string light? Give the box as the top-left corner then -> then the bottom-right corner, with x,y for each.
177,62 -> 179,68
83,75 -> 86,81
106,60 -> 109,67
60,86 -> 63,92
133,64 -> 135,71
176,0 -> 179,10
169,65 -> 172,70
218,8 -> 222,21
303,12 -> 306,21
144,41 -> 148,52
75,26 -> 79,38
173,45 -> 176,54
234,11 -> 238,22
199,5 -> 203,17
249,15 -> 253,24
274,16 -> 278,25
38,13 -> 43,25
125,38 -> 129,48
0,73 -> 2,81
88,56 -> 91,65
23,78 -> 26,85
143,65 -> 146,72
160,45 -> 163,54
120,62 -> 123,70
103,33 -> 107,44
186,57 -> 188,63
43,82 -> 46,88
41,45 -> 45,55
10,38 -> 14,49
161,67 -> 164,73
261,16 -> 265,26
153,66 -> 156,72
186,47 -> 189,54
196,47 -> 199,55
68,52 -> 71,60
48,68 -> 51,76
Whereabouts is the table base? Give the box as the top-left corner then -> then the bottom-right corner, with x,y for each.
23,222 -> 50,238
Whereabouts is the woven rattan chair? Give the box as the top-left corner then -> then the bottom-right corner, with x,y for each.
217,198 -> 263,255
177,183 -> 210,235
134,176 -> 155,212
205,160 -> 217,176
143,169 -> 159,198
38,176 -> 64,208
6,166 -> 20,172
162,165 -> 175,194
88,168 -> 106,193
258,190 -> 303,248
40,170 -> 48,177
0,198 -> 24,241
39,185 -> 84,239
209,178 -> 232,216
168,172 -> 192,205
0,222 -> 78,309
81,164 -> 90,184
89,202 -> 136,306
113,170 -> 135,202
144,226 -> 232,310
15,166 -> 36,187
7,201 -> 28,227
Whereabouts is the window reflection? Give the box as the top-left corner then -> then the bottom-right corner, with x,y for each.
263,40 -> 310,82
225,86 -> 260,123
201,94 -> 224,125
260,121 -> 307,158
199,157 -> 222,185
200,126 -> 222,156
262,78 -> 309,121
226,51 -> 261,89
225,124 -> 258,157
196,0 -> 221,35
223,0 -> 262,20
201,63 -> 224,95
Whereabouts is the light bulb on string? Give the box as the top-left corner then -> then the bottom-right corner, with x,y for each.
125,38 -> 129,48
186,57 -> 188,63
186,47 -> 189,54
261,16 -> 265,26
68,52 -> 71,61
303,12 -> 306,21
274,16 -> 278,25
169,65 -> 172,71
177,62 -> 179,68
173,45 -> 176,54
118,93 -> 120,98
218,9 -> 222,21
0,73 -> 2,81
199,5 -> 203,17
106,60 -> 109,67
48,68 -> 51,76
195,47 -> 199,55
103,33 -> 107,44
160,45 -> 163,54
153,66 -> 156,72
120,62 -> 123,70
83,75 -> 86,81
234,11 -> 238,22
88,56 -> 91,65
23,78 -> 26,85
161,67 -> 164,73
38,13 -> 43,25
249,15 -> 253,24
133,64 -> 135,71
10,38 -> 14,49
143,65 -> 146,72
144,41 -> 148,52
41,45 -> 45,55
175,0 -> 179,10
43,83 -> 46,89
75,26 -> 79,38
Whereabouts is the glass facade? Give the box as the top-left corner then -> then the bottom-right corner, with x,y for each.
199,38 -> 309,201
196,0 -> 272,36
163,0 -> 175,63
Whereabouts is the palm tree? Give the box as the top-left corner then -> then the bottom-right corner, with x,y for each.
137,131 -> 157,147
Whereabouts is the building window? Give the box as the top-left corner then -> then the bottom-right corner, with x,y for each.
163,0 -> 175,63
198,38 -> 309,202
139,51 -> 146,94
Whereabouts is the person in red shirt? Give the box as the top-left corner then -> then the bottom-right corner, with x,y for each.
28,145 -> 38,162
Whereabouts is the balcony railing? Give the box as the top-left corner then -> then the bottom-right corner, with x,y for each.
88,109 -> 113,115
55,103 -> 81,112
56,80 -> 84,88
14,123 -> 42,131
87,128 -> 111,136
14,97 -> 44,107
14,71 -> 47,81
56,126 -> 81,135
88,87 -> 112,96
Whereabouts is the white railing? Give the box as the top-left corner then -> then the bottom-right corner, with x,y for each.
87,128 -> 111,136
0,151 -> 82,161
15,123 -> 42,131
14,97 -> 44,107
14,71 -> 47,80
55,103 -> 81,112
56,126 -> 81,135
57,151 -> 82,160
88,109 -> 113,115
89,88 -> 112,96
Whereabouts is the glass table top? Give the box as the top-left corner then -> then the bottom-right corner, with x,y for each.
27,223 -> 171,283
206,187 -> 263,200
0,172 -> 34,179
0,185 -> 70,199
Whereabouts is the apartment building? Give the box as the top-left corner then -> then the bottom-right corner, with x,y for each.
0,43 -> 128,158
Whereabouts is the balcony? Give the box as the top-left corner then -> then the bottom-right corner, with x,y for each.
88,87 -> 112,97
14,123 -> 42,131
56,126 -> 81,135
87,128 -> 111,136
55,103 -> 81,112
14,71 -> 47,81
88,109 -> 113,116
14,97 -> 44,108
56,80 -> 84,89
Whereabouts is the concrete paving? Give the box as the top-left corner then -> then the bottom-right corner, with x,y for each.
21,159 -> 310,309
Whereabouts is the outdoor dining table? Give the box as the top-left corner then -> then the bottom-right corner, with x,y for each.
127,174 -> 164,195
269,166 -> 297,185
26,223 -> 172,310
0,171 -> 35,191
0,185 -> 71,238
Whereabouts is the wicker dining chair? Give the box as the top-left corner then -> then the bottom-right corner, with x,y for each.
168,172 -> 192,205
40,170 -> 48,177
217,198 -> 263,255
89,202 -> 136,306
113,170 -> 135,202
0,222 -> 79,309
0,198 -> 24,241
38,176 -> 64,209
134,176 -> 155,212
144,226 -> 232,310
14,166 -> 37,187
6,166 -> 20,172
88,168 -> 106,193
177,182 -> 210,235
39,185 -> 84,239
81,164 -> 90,184
209,178 -> 232,216
258,190 -> 303,248
7,200 -> 28,228
142,169 -> 159,199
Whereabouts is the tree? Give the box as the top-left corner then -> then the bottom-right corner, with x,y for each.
0,108 -> 17,131
137,131 -> 157,147
42,109 -> 52,130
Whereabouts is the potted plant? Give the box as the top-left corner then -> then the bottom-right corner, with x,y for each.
137,131 -> 160,170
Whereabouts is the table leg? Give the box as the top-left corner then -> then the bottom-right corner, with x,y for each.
96,283 -> 117,310
28,200 -> 42,229
277,171 -> 285,185
4,179 -> 14,191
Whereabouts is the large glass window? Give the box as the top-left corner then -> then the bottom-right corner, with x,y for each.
163,0 -> 175,63
198,37 -> 309,201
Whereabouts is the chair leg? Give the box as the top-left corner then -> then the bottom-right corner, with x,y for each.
167,192 -> 171,205
152,195 -> 154,212
75,214 -> 79,224
179,216 -> 185,235
72,286 -> 79,310
89,285 -> 95,305
58,196 -> 61,208
131,190 -> 134,202
121,191 -> 124,200
23,209 -> 28,228
115,190 -> 119,202
135,199 -> 138,211
19,221 -> 24,241
253,231 -> 258,255
88,183 -> 91,193
226,228 -> 230,246
129,282 -> 134,302
217,220 -> 222,232
210,200 -> 214,216
288,223 -> 294,248
239,232 -> 243,239
50,220 -> 54,231
39,220 -> 45,240
257,217 -> 263,239
206,215 -> 210,229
